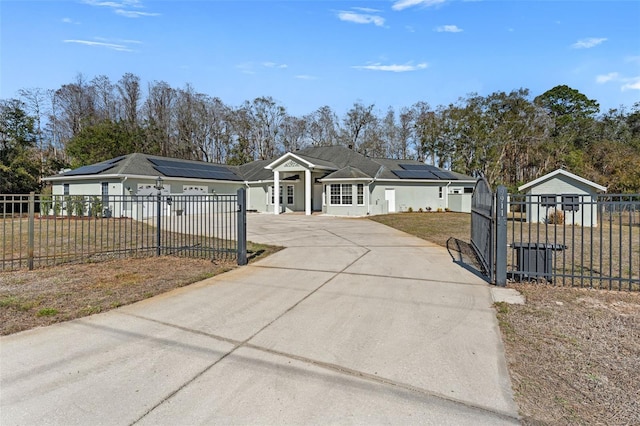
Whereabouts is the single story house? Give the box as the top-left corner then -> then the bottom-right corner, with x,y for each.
518,169 -> 607,227
43,146 -> 476,218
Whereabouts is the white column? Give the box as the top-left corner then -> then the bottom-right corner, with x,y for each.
274,170 -> 280,215
305,169 -> 312,215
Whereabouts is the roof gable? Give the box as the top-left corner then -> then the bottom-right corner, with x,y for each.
321,166 -> 370,180
518,169 -> 607,193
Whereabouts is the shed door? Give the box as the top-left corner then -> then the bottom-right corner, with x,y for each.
385,189 -> 396,213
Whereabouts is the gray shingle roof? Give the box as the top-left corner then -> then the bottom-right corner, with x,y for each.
45,147 -> 475,183
322,166 -> 371,180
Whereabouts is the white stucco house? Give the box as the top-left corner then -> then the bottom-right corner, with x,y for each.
518,169 -> 607,227
43,146 -> 476,218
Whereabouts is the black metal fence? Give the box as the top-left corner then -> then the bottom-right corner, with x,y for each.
1,190 -> 247,272
508,193 -> 640,291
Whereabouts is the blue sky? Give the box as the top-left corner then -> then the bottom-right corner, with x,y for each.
1,0 -> 639,117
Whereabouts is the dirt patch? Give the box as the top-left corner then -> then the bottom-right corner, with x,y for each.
0,257 -> 235,335
497,284 -> 640,425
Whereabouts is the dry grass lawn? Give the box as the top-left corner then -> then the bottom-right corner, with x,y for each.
0,242 -> 281,335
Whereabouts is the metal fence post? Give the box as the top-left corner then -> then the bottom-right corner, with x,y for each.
28,192 -> 35,270
237,188 -> 247,266
495,185 -> 508,286
156,192 -> 162,256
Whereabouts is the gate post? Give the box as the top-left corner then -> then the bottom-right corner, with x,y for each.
28,192 -> 35,270
495,185 -> 508,287
236,188 -> 247,265
156,192 -> 162,256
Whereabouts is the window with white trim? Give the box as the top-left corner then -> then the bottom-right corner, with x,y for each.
330,184 -> 352,205
101,182 -> 109,205
270,186 -> 283,205
63,183 -> 69,195
357,184 -> 364,205
438,186 -> 444,199
287,185 -> 294,205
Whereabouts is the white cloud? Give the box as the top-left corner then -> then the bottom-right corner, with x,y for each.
352,7 -> 381,13
338,11 -> 384,27
95,36 -> 142,44
353,62 -> 428,72
295,75 -> 317,80
625,56 -> 640,64
64,39 -> 134,52
621,77 -> 640,91
115,9 -> 159,18
435,25 -> 462,33
61,17 -> 80,24
571,37 -> 607,49
594,72 -> 640,91
82,0 -> 159,18
262,62 -> 288,69
82,0 -> 141,8
596,72 -> 619,83
392,0 -> 446,11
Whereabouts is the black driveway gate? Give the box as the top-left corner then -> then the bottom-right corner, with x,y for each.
470,177 -> 507,286
471,177 -> 495,281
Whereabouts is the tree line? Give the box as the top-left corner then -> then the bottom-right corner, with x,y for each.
2,72 -> 639,194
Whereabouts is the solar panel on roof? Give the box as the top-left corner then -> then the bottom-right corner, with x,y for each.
149,158 -> 230,173
397,163 -> 458,180
432,170 -> 458,180
393,170 -> 440,180
108,155 -> 126,164
399,164 -> 428,171
153,165 -> 243,181
65,163 -> 116,176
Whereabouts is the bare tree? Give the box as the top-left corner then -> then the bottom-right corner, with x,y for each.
51,73 -> 97,153
18,87 -> 49,156
117,72 -> 141,129
200,96 -> 233,163
395,106 -> 415,159
281,115 -> 308,152
246,96 -> 287,160
91,75 -> 117,122
341,101 -> 376,152
304,105 -> 339,146
143,81 -> 176,156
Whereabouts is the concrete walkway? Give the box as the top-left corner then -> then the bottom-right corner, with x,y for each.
0,215 -> 520,425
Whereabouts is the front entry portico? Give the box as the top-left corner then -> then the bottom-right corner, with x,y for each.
266,153 -> 335,215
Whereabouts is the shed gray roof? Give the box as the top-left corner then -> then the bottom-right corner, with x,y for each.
518,169 -> 607,192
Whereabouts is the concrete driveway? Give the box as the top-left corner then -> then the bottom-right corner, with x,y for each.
0,214 -> 520,425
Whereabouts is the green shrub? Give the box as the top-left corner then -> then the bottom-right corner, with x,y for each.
71,196 -> 86,217
89,196 -> 103,218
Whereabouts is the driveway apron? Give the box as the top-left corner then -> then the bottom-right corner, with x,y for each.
0,214 -> 520,425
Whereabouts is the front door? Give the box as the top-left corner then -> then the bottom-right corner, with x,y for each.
312,184 -> 323,211
385,189 -> 396,213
